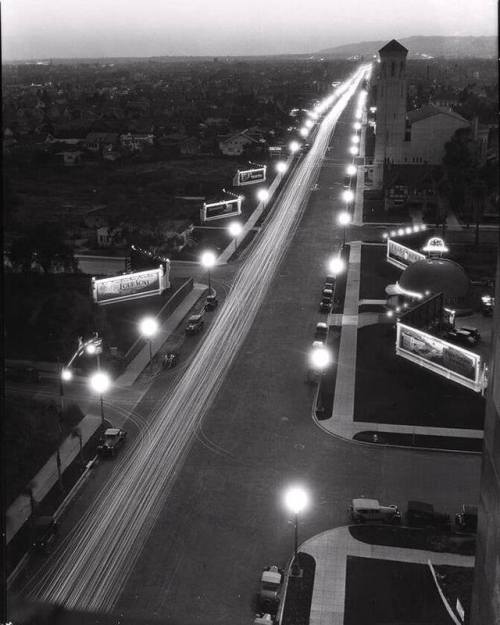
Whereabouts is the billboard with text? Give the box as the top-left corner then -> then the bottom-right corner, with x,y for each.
387,239 -> 425,270
92,265 -> 168,305
201,197 -> 242,222
396,322 -> 483,392
233,166 -> 266,186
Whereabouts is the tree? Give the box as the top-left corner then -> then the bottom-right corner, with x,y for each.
9,222 -> 75,273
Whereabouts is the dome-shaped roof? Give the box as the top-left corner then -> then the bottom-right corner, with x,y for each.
399,258 -> 470,298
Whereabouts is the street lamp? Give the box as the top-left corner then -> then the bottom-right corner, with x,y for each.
284,486 -> 309,576
351,135 -> 360,144
276,161 -> 288,174
349,145 -> 358,156
299,127 -> 309,138
289,140 -> 301,153
200,250 -> 217,296
305,119 -> 313,129
346,164 -> 357,177
328,256 -> 345,276
257,189 -> 269,203
89,370 -> 111,427
309,345 -> 331,371
353,121 -> 362,130
338,211 -> 352,245
228,221 -> 243,254
341,189 -> 354,203
139,316 -> 159,374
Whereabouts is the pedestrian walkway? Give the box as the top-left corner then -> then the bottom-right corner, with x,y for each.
322,240 -> 484,444
6,281 -> 208,546
299,525 -> 474,625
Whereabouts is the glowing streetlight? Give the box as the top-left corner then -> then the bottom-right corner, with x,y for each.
200,250 -> 217,296
338,211 -> 352,245
353,121 -> 362,130
349,146 -> 358,156
139,316 -> 159,374
61,368 -> 73,382
305,119 -> 314,129
89,371 -> 111,426
355,109 -> 362,120
329,256 -> 345,276
284,486 -> 310,575
346,164 -> 357,177
342,189 -> 354,203
351,135 -> 360,144
257,189 -> 269,203
299,127 -> 309,138
228,221 -> 243,254
289,140 -> 301,153
309,345 -> 331,370
276,161 -> 288,174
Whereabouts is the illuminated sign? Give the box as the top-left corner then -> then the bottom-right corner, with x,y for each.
422,237 -> 448,254
233,166 -> 266,186
201,197 -> 242,222
92,265 -> 168,305
387,239 -> 426,270
396,322 -> 483,392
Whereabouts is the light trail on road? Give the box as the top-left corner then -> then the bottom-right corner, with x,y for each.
26,65 -> 369,612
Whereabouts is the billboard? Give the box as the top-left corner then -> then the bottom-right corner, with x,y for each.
396,322 -> 483,392
399,292 -> 444,331
201,197 -> 242,223
233,166 -> 266,186
387,239 -> 426,270
92,265 -> 168,305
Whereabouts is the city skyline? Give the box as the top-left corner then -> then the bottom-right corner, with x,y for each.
2,0 -> 497,60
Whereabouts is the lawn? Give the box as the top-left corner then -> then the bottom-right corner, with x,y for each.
359,244 -> 401,300
344,556 -> 452,624
281,553 -> 316,625
354,323 -> 485,429
354,430 -> 483,452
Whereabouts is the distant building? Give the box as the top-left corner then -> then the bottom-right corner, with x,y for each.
85,132 -> 119,153
218,131 -> 259,156
56,150 -> 83,166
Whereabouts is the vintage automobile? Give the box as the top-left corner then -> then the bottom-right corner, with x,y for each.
185,313 -> 205,335
349,498 -> 401,524
480,294 -> 495,316
455,504 -> 478,533
97,428 -> 127,457
406,501 -> 451,530
444,327 -> 480,346
204,293 -> 218,311
314,322 -> 329,343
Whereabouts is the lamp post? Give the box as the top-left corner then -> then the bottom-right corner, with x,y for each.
200,250 -> 217,296
89,371 -> 111,427
284,486 -> 309,576
338,210 -> 352,246
289,141 -> 300,154
228,221 -> 243,255
329,255 -> 346,277
276,161 -> 288,174
139,316 -> 159,374
257,189 -> 269,204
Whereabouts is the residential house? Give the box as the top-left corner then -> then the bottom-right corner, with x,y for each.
84,132 -> 119,154
120,132 -> 155,152
218,131 -> 260,156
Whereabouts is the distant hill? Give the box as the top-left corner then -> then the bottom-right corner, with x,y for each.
318,36 -> 497,59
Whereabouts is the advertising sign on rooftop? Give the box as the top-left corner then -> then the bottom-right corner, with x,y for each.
387,239 -> 426,270
233,166 -> 266,187
396,322 -> 483,392
92,265 -> 169,305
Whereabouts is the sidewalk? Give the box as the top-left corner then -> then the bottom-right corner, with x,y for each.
6,281 -> 207,546
322,240 -> 484,443
300,526 -> 474,625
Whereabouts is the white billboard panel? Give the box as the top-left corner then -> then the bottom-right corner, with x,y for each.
387,239 -> 425,270
233,166 -> 266,186
92,265 -> 168,305
201,197 -> 242,222
396,322 -> 483,392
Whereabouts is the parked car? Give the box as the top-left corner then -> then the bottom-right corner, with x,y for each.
324,276 -> 336,290
406,501 -> 451,530
254,614 -> 275,625
314,322 -> 328,343
319,297 -> 332,313
444,327 -> 480,346
259,565 -> 283,611
349,498 -> 401,524
321,287 -> 334,299
480,294 -> 495,316
204,293 -> 218,311
185,313 -> 205,335
97,428 -> 127,457
455,504 -> 478,533
32,515 -> 58,552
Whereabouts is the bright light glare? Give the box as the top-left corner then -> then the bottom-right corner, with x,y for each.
139,316 -> 159,338
355,110 -> 362,119
61,368 -> 73,381
228,221 -> 242,237
351,135 -> 360,144
329,256 -> 345,275
342,189 -> 354,203
299,127 -> 309,137
310,345 -> 331,370
397,228 -> 405,236
89,371 -> 111,394
305,119 -> 313,129
257,189 -> 270,202
338,211 -> 352,226
289,141 -> 300,153
390,230 -> 396,237
346,164 -> 356,176
405,227 -> 412,234
85,343 -> 97,355
353,122 -> 361,130
284,486 -> 309,515
276,161 -> 288,174
349,146 -> 358,155
200,250 -> 217,268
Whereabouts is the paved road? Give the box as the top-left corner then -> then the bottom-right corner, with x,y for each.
11,69 -> 481,624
